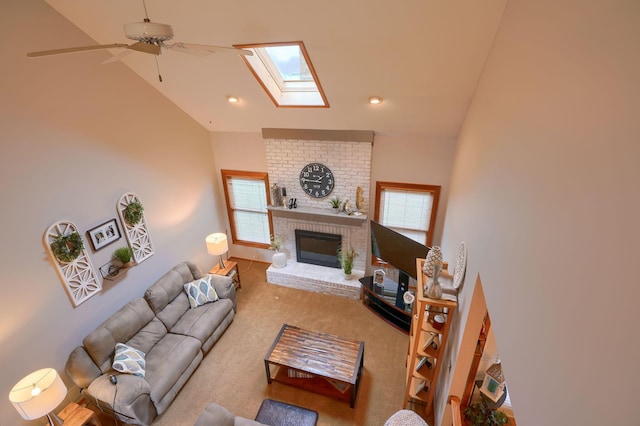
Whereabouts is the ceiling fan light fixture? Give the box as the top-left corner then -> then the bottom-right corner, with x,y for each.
227,96 -> 240,104
369,96 -> 383,105
124,22 -> 173,43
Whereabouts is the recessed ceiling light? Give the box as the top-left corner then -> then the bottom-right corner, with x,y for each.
368,96 -> 382,105
227,96 -> 240,104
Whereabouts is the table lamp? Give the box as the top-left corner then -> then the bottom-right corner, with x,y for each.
206,232 -> 228,268
9,368 -> 67,426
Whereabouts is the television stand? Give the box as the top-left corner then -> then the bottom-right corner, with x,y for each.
359,274 -> 412,333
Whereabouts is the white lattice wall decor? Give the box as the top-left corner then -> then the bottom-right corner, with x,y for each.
117,192 -> 154,264
44,221 -> 101,307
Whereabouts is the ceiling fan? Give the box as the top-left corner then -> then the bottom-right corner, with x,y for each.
26,2 -> 252,81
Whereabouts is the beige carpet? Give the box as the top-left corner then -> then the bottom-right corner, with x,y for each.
152,258 -> 410,426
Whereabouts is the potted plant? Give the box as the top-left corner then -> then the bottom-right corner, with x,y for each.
464,401 -> 509,426
329,197 -> 341,213
114,246 -> 134,267
337,246 -> 358,279
123,200 -> 144,226
269,235 -> 286,268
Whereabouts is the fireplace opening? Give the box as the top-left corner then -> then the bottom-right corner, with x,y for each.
295,230 -> 342,268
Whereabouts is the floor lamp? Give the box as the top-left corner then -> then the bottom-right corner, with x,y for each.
10,368 -> 67,426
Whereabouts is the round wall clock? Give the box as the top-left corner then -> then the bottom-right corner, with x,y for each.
299,162 -> 335,198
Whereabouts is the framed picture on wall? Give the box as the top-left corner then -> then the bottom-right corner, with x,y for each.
87,219 -> 121,251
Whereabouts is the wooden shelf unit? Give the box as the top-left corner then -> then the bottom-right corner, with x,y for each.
403,258 -> 457,415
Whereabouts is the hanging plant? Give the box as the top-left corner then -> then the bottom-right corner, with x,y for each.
50,231 -> 84,263
123,201 -> 144,226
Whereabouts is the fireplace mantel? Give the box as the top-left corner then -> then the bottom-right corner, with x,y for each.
268,206 -> 367,226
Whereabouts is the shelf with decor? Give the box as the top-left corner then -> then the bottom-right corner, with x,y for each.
403,258 -> 457,415
267,205 -> 367,226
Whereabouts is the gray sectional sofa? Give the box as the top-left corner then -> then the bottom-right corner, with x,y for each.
65,261 -> 237,425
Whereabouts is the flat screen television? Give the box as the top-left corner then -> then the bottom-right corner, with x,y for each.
370,220 -> 430,280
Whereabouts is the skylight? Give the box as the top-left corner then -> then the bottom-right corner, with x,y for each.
234,41 -> 329,108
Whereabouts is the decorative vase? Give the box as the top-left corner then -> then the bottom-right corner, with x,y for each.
426,263 -> 443,299
272,251 -> 287,268
270,184 -> 282,207
423,246 -> 443,278
344,272 -> 353,280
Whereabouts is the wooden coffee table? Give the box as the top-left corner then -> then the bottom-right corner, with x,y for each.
264,324 -> 365,408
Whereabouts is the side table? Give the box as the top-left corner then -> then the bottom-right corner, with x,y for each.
209,260 -> 241,289
58,402 -> 102,426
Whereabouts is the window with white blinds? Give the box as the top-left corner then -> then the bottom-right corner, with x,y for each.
374,182 -> 441,247
221,170 -> 272,247
380,190 -> 433,242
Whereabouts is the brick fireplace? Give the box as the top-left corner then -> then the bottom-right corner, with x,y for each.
263,129 -> 373,299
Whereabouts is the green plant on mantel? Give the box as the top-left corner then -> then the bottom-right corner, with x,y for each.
337,246 -> 358,275
464,401 -> 509,426
329,197 -> 341,209
114,246 -> 133,265
123,200 -> 144,226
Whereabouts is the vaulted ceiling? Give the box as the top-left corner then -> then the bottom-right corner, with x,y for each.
41,0 -> 506,137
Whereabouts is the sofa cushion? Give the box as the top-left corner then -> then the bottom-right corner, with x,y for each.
126,317 -> 168,355
144,262 -> 201,314
144,333 -> 201,406
113,343 -> 146,378
170,298 -> 233,346
83,298 -> 156,373
184,275 -> 219,308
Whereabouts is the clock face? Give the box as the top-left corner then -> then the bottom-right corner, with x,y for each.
299,163 -> 335,198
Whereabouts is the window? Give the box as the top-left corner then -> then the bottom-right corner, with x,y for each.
221,170 -> 273,248
374,182 -> 441,247
233,41 -> 329,108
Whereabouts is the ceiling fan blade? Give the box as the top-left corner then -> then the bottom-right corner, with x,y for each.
165,43 -> 254,56
102,49 -> 134,64
163,43 -> 210,56
126,42 -> 161,55
27,43 -> 129,58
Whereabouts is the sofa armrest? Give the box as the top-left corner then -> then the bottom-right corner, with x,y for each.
86,374 -> 155,426
209,274 -> 237,312
65,346 -> 102,389
194,403 -> 235,426
194,403 -> 267,426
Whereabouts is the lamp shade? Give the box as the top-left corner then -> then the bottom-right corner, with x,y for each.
206,233 -> 228,256
9,368 -> 67,420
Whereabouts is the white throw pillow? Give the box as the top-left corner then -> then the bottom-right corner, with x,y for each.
112,343 -> 146,378
184,275 -> 219,308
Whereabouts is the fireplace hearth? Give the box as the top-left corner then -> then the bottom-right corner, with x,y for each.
295,229 -> 341,268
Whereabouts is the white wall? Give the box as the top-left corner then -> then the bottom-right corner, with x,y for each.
0,2 -> 223,424
210,131 -> 269,262
371,133 -> 458,246
440,0 -> 640,424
